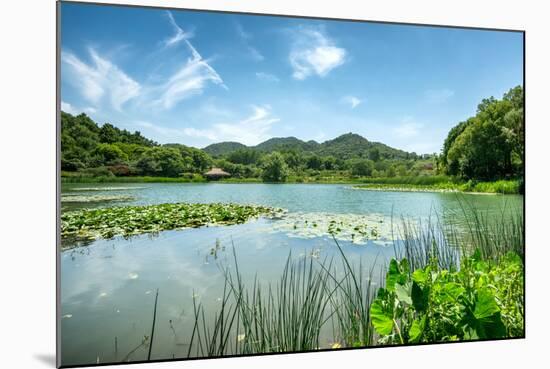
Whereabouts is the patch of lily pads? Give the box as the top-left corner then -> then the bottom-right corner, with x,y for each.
266,212 -> 398,245
61,194 -> 135,203
61,202 -> 284,243
66,186 -> 148,192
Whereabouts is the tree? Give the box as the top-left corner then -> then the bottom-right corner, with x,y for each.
305,155 -> 323,170
441,86 -> 524,180
368,147 -> 381,162
137,147 -> 190,177
322,156 -> 337,170
261,152 -> 289,182
227,148 -> 261,165
93,143 -> 128,165
349,159 -> 374,176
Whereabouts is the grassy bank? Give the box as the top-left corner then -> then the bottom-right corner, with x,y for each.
183,205 -> 524,357
354,176 -> 521,194
62,173 -> 522,194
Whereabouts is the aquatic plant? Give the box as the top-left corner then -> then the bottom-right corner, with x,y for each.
185,204 -> 524,357
369,251 -> 524,344
61,202 -> 283,243
267,212 -> 397,245
61,194 -> 135,203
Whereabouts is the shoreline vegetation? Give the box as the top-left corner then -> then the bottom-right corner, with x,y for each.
60,86 -> 524,196
61,173 -> 522,195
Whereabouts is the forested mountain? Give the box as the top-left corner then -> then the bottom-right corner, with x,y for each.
204,132 -> 413,160
202,142 -> 247,156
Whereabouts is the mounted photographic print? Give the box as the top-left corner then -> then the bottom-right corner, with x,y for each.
57,1 -> 525,367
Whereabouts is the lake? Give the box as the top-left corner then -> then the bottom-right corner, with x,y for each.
60,183 -> 523,365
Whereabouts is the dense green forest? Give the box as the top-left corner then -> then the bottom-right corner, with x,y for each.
438,86 -> 524,181
61,86 -> 523,187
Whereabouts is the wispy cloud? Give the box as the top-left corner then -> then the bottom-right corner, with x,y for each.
62,48 -> 141,111
425,88 -> 454,104
163,11 -> 193,48
341,95 -> 362,109
152,12 -> 227,110
184,105 -> 280,145
134,120 -> 186,138
289,26 -> 347,80
392,117 -> 423,138
256,72 -> 280,83
236,22 -> 264,62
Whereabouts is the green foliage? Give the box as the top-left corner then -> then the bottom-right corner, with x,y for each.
441,86 -> 524,181
261,152 -> 290,182
61,112 -> 213,178
93,143 -> 129,165
353,176 -> 521,194
370,252 -> 523,344
348,159 -> 375,176
227,148 -> 261,165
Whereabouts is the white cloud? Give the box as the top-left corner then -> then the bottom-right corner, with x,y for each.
61,100 -> 97,115
393,117 -> 423,138
289,27 -> 346,80
153,13 -> 227,110
425,89 -> 454,104
184,105 -> 280,145
256,72 -> 280,83
62,48 -> 141,111
341,95 -> 362,109
164,11 -> 193,48
61,101 -> 77,115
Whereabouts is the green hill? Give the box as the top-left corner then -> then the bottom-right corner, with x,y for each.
203,141 -> 247,156
202,132 -> 413,160
255,137 -> 320,152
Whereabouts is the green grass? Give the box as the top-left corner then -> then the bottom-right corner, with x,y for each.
61,174 -> 207,183
354,177 -> 521,194
184,202 -> 524,357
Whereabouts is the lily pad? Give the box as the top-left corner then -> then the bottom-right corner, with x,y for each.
266,212 -> 401,245
61,194 -> 135,203
61,202 -> 284,244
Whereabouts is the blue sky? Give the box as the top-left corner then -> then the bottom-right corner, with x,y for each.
60,3 -> 523,154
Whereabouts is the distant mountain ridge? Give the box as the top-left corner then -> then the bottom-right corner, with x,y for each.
203,132 -> 412,160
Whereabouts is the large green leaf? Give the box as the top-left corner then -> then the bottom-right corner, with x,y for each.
474,288 -> 500,320
370,299 -> 394,336
395,282 -> 412,305
409,316 -> 426,343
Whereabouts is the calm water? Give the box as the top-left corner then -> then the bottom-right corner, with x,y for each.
60,183 -> 523,365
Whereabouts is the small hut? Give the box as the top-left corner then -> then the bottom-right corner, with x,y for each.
204,167 -> 231,180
